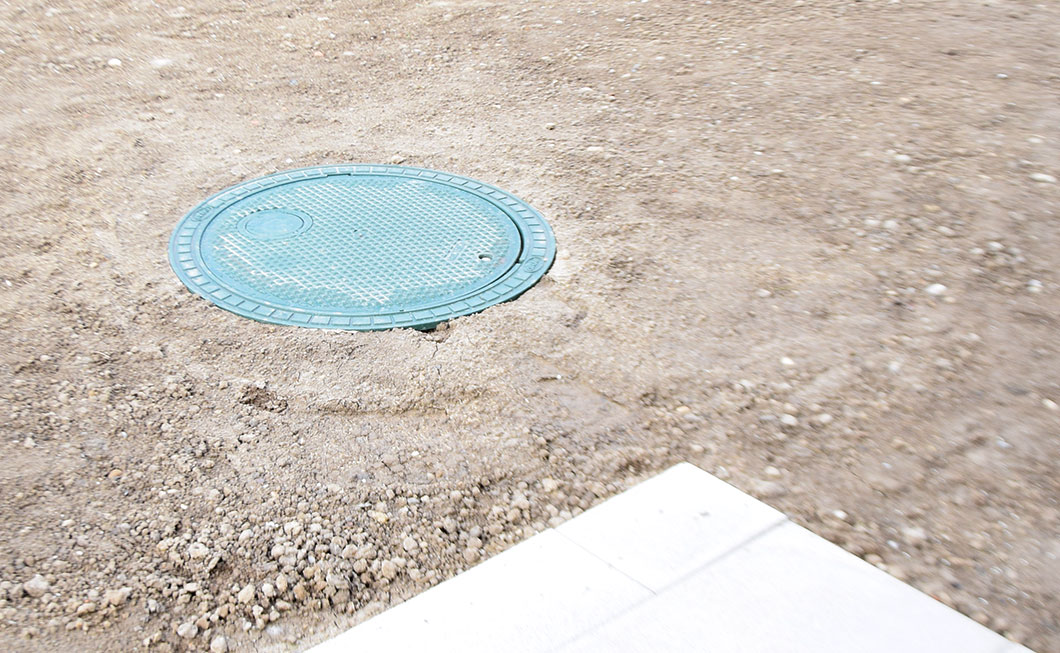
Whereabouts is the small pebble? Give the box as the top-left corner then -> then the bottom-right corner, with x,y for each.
902,526 -> 928,545
23,575 -> 50,598
176,622 -> 198,639
104,587 -> 132,606
1029,172 -> 1056,184
811,413 -> 834,426
210,635 -> 229,653
924,283 -> 947,296
380,559 -> 399,579
107,58 -> 122,67
237,583 -> 255,604
1027,279 -> 1043,293
780,414 -> 798,427
755,288 -> 772,298
187,542 -> 209,559
751,480 -> 788,499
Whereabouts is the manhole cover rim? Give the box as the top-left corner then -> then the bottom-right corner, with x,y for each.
168,164 -> 556,330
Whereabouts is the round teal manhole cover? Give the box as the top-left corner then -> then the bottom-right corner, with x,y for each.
168,165 -> 556,330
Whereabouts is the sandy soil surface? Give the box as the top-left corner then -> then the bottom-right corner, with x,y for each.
1,0 -> 1059,651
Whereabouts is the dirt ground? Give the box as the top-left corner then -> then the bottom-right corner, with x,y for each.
1,0 -> 1059,651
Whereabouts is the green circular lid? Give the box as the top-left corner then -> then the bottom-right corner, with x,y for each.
168,165 -> 555,330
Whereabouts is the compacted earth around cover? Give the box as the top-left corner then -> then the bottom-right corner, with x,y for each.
1,0 -> 1059,651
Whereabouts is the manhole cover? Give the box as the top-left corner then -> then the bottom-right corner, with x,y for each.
168,165 -> 556,330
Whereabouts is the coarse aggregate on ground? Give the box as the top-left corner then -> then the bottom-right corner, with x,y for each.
1,0 -> 1059,651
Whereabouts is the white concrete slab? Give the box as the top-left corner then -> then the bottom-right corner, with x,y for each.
308,463 -> 1033,653
556,462 -> 786,591
309,529 -> 652,653
557,521 -> 1016,653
